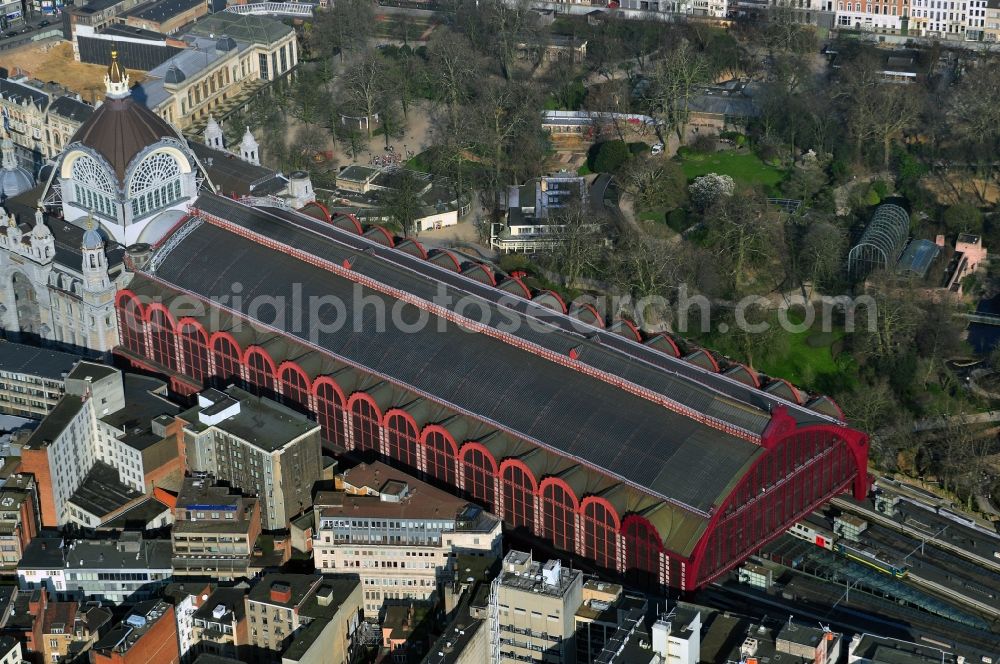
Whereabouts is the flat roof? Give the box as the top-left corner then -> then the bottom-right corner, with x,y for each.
180,385 -> 318,452
122,0 -> 202,23
185,12 -> 293,44
0,341 -> 80,381
66,361 -> 117,382
282,576 -> 361,660
193,586 -> 247,622
67,461 -> 142,518
23,395 -> 84,450
19,535 -> 173,570
99,374 -> 179,451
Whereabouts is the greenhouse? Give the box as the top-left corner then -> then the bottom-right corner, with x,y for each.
847,204 -> 910,280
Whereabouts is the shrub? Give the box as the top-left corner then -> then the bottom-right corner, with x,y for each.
691,133 -> 717,153
666,208 -> 689,232
589,140 -> 630,173
871,179 -> 889,199
689,173 -> 735,211
628,142 -> 650,156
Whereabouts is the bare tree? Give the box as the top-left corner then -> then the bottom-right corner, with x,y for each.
546,202 -> 607,287
425,31 -> 480,130
342,50 -> 386,139
644,41 -> 710,142
703,190 -> 784,295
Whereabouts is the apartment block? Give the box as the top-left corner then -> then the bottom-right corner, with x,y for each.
0,78 -> 93,169
245,573 -> 363,664
18,533 -> 172,605
20,363 -> 181,527
0,341 -> 80,418
181,387 -> 322,531
489,551 -> 583,664
90,600 -> 180,664
171,475 -> 261,579
0,473 -> 39,570
190,586 -> 248,662
313,461 -> 501,615
163,581 -> 213,664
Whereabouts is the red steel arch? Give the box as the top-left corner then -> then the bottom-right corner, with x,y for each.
499,459 -> 538,530
500,275 -> 531,299
621,514 -> 665,585
312,376 -> 347,447
581,496 -> 620,570
300,200 -> 332,222
460,442 -> 497,511
539,477 -> 579,553
146,305 -> 178,371
613,318 -> 642,342
209,332 -> 243,384
685,408 -> 869,590
384,409 -> 420,471
420,425 -> 458,486
178,318 -> 210,383
243,346 -> 277,395
278,361 -> 312,410
533,290 -> 568,314
116,290 -> 147,357
348,392 -> 382,453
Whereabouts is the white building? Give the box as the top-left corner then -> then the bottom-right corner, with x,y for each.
312,461 -> 501,616
20,361 -> 180,527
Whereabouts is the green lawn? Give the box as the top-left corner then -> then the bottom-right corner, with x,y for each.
677,149 -> 785,187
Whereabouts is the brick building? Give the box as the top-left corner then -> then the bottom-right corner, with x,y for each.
90,601 -> 179,664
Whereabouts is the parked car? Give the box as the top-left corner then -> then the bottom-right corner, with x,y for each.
650,143 -> 664,155
39,19 -> 50,26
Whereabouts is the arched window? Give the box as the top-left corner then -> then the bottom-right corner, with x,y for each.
211,335 -> 242,384
128,151 -> 184,218
582,500 -> 618,570
179,321 -> 209,383
147,308 -> 176,370
422,429 -> 456,486
279,365 -> 310,412
350,396 -> 381,453
462,447 -> 495,510
314,379 -> 346,447
385,413 -> 419,471
622,516 -> 663,588
501,464 -> 535,530
71,154 -> 116,219
244,349 -> 275,395
117,295 -> 145,357
540,482 -> 576,553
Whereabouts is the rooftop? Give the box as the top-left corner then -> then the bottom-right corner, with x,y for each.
98,495 -> 172,530
247,573 -> 320,608
282,576 -> 362,660
137,35 -> 250,110
316,461 -> 499,531
22,395 -> 85,450
189,142 -> 287,197
98,373 -> 179,451
192,586 -> 246,622
93,600 -> 172,655
185,12 -> 293,44
48,96 -> 95,124
498,550 -> 580,598
122,0 -> 203,23
0,341 -> 81,381
67,461 -> 142,519
19,535 -> 173,571
180,385 -> 318,452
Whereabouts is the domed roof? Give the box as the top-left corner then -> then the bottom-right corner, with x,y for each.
68,53 -> 180,180
0,135 -> 32,198
82,217 -> 104,249
0,167 -> 33,199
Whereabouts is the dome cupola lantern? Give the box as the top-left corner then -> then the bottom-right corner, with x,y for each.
104,51 -> 131,100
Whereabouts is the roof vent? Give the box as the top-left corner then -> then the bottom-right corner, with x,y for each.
216,35 -> 237,52
164,65 -> 186,85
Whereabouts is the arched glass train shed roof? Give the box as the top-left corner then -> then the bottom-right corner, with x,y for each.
848,204 -> 910,280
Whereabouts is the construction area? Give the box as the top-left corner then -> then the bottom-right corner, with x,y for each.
1,41 -> 147,104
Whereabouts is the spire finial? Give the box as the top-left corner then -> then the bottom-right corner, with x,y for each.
104,50 -> 130,99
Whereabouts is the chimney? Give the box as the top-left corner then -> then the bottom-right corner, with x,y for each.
270,582 -> 292,604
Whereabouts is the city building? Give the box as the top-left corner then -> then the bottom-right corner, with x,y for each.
312,461 -> 501,615
122,0 -> 208,34
18,533 -> 173,604
66,0 -> 148,44
0,637 -> 20,664
245,573 -> 363,664
909,0 -> 967,35
97,493 -> 174,531
834,0 -> 907,32
0,78 -> 93,170
492,172 -> 597,253
944,232 -> 988,295
20,362 -> 180,527
0,341 -> 80,418
89,600 -> 179,664
179,386 -> 322,531
1,587 -> 111,664
849,633 -> 954,664
0,473 -> 40,570
488,551 -> 583,664
162,581 -> 213,664
171,475 -> 262,578
136,13 -> 297,129
115,183 -> 869,591
190,586 -> 248,662
573,580 -> 647,664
